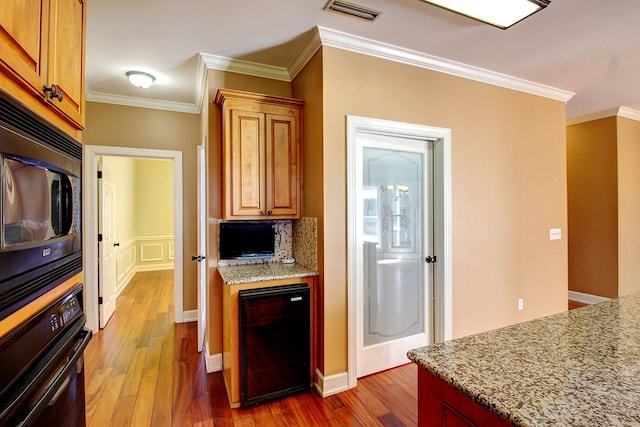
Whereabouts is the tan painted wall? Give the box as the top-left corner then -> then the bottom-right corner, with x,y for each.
292,50 -> 325,371
84,102 -> 201,310
135,158 -> 174,236
567,117 -> 618,298
616,117 -> 640,296
309,47 -> 568,377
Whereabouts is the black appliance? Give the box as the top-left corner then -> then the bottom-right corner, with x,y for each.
219,221 -> 276,260
239,284 -> 310,406
0,284 -> 91,426
0,90 -> 82,320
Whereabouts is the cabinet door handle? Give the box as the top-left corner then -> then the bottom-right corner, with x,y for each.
43,84 -> 64,102
260,210 -> 273,216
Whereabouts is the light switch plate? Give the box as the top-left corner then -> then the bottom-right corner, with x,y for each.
549,228 -> 562,240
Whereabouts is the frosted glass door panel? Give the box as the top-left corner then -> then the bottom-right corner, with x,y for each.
362,148 -> 424,347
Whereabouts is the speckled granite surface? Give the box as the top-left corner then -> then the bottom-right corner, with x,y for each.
407,293 -> 640,426
218,263 -> 318,285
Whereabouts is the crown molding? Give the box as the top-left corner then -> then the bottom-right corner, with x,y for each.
87,26 -> 583,113
315,26 -> 574,103
566,106 -> 640,126
85,86 -> 199,114
617,106 -> 640,122
200,53 -> 290,82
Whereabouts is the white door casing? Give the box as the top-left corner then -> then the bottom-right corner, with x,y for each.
97,158 -> 117,328
84,145 -> 184,333
196,144 -> 206,352
347,115 -> 452,389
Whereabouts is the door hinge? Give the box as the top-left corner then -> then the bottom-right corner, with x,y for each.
425,256 -> 437,264
98,234 -> 103,242
97,170 -> 102,179
98,296 -> 103,305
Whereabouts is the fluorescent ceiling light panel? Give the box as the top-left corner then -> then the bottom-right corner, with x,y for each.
422,0 -> 549,29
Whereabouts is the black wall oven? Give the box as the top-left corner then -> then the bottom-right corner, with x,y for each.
0,91 -> 82,320
0,284 -> 91,426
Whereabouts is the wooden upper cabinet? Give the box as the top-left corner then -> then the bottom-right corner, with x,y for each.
216,89 -> 304,220
0,0 -> 47,93
0,0 -> 86,130
46,0 -> 86,127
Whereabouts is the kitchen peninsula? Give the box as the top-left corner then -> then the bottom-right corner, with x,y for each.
408,293 -> 640,426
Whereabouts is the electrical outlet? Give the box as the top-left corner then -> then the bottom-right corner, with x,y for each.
518,298 -> 524,311
549,228 -> 562,240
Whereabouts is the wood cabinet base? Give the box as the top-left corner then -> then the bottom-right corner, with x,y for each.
221,275 -> 316,408
418,368 -> 512,426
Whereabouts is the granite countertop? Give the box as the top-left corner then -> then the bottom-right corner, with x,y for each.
407,293 -> 640,426
218,263 -> 318,285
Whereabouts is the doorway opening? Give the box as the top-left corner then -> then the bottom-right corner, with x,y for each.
347,116 -> 452,388
84,145 -> 184,333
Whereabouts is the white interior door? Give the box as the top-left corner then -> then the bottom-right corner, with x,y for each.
98,157 -> 117,328
355,133 -> 434,378
196,145 -> 206,352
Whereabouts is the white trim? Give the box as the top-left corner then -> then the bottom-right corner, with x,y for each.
88,27 -> 575,114
183,309 -> 198,322
316,27 -> 573,102
135,263 -> 174,272
568,291 -> 610,305
567,106 -> 640,125
85,86 -> 200,114
287,30 -> 323,80
136,235 -> 174,241
200,52 -> 291,82
313,369 -> 349,397
83,146 -> 184,332
346,115 -> 453,389
618,106 -> 640,122
205,347 -> 223,373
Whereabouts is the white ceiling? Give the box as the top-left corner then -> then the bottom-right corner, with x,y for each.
85,0 -> 640,121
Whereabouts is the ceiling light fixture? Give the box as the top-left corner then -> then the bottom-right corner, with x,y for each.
126,71 -> 156,88
421,0 -> 550,29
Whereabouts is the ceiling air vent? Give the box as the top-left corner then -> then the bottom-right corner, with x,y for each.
324,0 -> 382,22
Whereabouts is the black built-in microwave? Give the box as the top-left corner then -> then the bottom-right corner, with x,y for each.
0,91 -> 82,319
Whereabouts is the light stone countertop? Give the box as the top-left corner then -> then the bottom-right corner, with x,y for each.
218,263 -> 318,285
407,293 -> 640,426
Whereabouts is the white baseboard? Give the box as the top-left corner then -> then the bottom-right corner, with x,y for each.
313,369 -> 350,397
136,263 -> 174,272
568,290 -> 610,305
182,309 -> 198,322
205,343 -> 223,373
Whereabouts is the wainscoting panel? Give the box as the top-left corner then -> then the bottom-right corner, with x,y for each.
137,236 -> 174,271
140,243 -> 164,262
112,236 -> 175,299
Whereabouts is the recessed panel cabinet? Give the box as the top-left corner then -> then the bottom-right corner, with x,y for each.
0,0 -> 86,130
215,89 -> 304,220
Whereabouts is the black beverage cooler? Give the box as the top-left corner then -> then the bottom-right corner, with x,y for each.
239,284 -> 310,406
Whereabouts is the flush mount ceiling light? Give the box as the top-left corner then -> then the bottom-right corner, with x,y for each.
126,71 -> 156,88
421,0 -> 550,29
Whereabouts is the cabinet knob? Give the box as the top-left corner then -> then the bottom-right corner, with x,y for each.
43,84 -> 64,102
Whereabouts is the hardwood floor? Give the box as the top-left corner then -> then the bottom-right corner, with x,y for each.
84,271 -> 418,426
